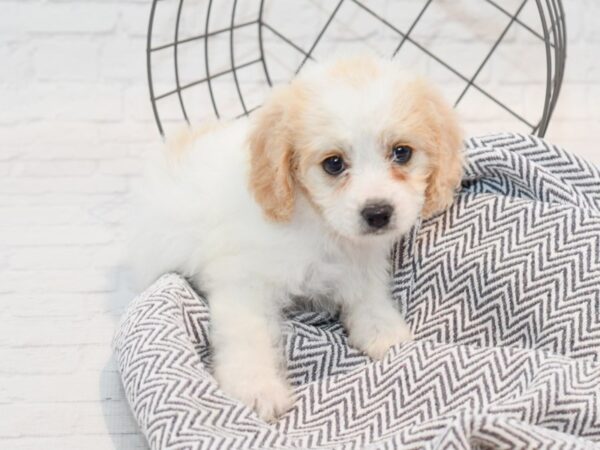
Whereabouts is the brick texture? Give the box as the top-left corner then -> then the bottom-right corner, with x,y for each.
0,1 -> 599,448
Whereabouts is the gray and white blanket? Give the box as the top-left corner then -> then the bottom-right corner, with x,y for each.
114,133 -> 600,449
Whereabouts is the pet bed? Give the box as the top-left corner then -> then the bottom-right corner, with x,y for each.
114,133 -> 600,449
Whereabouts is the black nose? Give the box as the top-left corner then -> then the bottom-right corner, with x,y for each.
361,202 -> 393,230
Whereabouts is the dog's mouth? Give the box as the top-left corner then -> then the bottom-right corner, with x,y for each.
361,225 -> 392,236
359,225 -> 404,241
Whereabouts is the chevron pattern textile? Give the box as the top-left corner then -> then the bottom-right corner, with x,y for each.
114,133 -> 600,449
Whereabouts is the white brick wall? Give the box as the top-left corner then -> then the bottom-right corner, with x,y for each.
0,1 -> 599,448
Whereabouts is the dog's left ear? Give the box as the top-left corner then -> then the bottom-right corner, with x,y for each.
248,85 -> 301,222
420,86 -> 464,219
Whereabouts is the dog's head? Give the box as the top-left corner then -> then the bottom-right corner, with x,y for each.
248,55 -> 463,241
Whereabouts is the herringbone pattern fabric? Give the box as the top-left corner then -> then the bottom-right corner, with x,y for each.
115,134 -> 600,449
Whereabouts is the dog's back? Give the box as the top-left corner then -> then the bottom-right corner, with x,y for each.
128,119 -> 254,289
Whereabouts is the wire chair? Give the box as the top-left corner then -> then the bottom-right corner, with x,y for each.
146,0 -> 566,138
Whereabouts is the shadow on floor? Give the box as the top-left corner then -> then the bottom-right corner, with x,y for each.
100,264 -> 149,449
99,358 -> 149,450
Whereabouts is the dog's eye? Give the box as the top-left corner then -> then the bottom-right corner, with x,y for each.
322,155 -> 346,176
392,145 -> 413,165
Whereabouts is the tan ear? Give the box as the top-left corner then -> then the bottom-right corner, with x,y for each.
420,87 -> 464,219
248,86 -> 300,222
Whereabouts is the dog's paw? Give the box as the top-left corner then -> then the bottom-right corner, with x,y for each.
216,372 -> 294,422
349,319 -> 413,360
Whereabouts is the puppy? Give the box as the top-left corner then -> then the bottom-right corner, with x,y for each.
130,55 -> 463,422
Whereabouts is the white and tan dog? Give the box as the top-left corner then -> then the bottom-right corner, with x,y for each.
130,55 -> 463,421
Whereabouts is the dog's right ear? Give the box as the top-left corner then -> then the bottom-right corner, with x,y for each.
248,85 -> 303,222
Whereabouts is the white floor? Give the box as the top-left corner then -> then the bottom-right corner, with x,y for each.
1,1 -> 599,449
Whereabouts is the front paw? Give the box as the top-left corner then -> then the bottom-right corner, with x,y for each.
349,319 -> 413,360
216,371 -> 294,422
